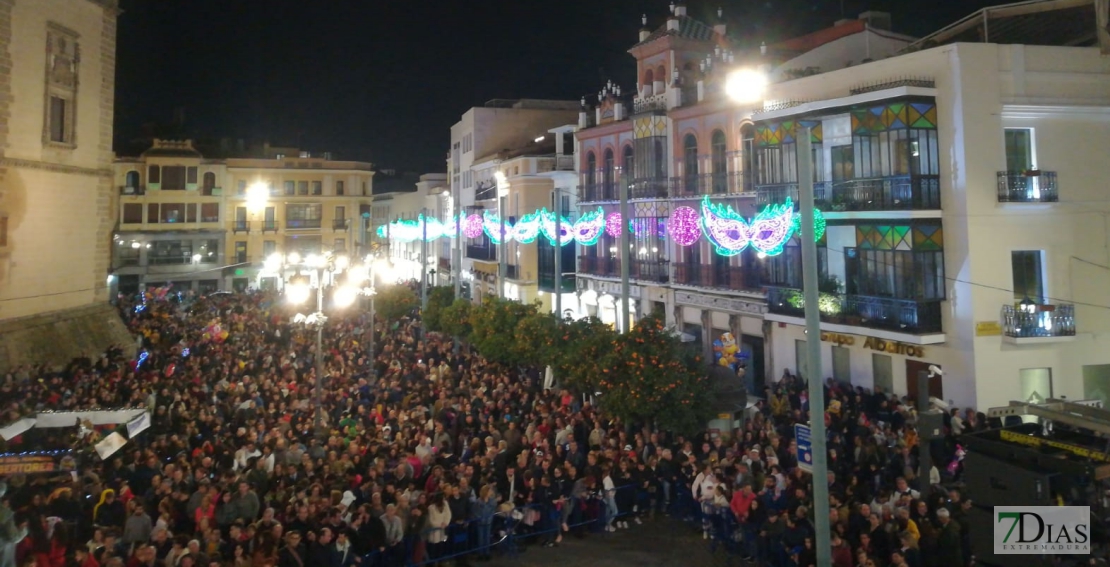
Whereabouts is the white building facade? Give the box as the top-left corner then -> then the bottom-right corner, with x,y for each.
446,100 -> 580,302
572,0 -> 1110,410
756,44 -> 1110,410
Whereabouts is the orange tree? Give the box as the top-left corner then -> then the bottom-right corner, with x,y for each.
512,310 -> 562,368
422,286 -> 456,333
598,315 -> 713,435
439,298 -> 473,340
549,316 -> 619,393
469,297 -> 537,366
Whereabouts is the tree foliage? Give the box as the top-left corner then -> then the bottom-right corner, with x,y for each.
511,311 -> 562,368
439,299 -> 473,340
374,286 -> 419,323
550,317 -> 619,393
468,297 -> 537,366
423,286 -> 456,333
596,315 -> 713,435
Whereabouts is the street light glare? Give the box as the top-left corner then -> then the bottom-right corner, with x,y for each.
725,68 -> 768,104
494,171 -> 510,197
335,255 -> 350,271
305,254 -> 323,268
333,286 -> 358,308
286,282 -> 311,305
246,182 -> 269,211
264,253 -> 283,273
287,252 -> 302,265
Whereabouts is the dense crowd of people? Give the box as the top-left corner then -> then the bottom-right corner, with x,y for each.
0,287 -> 992,567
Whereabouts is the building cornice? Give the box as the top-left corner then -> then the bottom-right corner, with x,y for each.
1001,104 -> 1110,121
83,0 -> 121,16
0,157 -> 111,177
754,85 -> 937,122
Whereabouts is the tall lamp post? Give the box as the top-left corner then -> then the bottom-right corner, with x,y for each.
269,251 -> 370,440
494,171 -> 510,299
727,68 -> 832,567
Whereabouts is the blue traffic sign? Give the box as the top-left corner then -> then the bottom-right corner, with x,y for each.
795,423 -> 813,473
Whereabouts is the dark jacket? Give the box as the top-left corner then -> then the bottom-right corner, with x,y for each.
937,519 -> 963,565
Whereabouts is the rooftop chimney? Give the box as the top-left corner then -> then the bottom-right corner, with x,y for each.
674,2 -> 687,17
639,14 -> 650,41
714,7 -> 726,36
858,10 -> 892,31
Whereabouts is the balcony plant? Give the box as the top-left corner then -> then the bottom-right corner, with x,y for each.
830,195 -> 848,212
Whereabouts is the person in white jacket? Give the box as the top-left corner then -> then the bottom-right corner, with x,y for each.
692,464 -> 720,539
425,493 -> 452,560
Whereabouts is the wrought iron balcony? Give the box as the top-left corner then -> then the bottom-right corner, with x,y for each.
119,185 -> 145,196
674,264 -> 760,291
286,219 -> 322,229
755,182 -> 831,207
262,220 -> 280,232
997,171 -> 1058,203
233,220 -> 250,233
631,259 -> 669,283
828,174 -> 941,211
628,177 -> 669,199
332,219 -> 350,230
1001,303 -> 1075,339
466,245 -> 496,261
671,172 -> 747,198
578,256 -> 620,278
766,286 -> 943,334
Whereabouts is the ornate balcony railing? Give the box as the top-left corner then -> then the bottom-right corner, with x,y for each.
633,93 -> 667,114
628,177 -> 670,199
997,171 -> 1058,203
829,174 -> 941,211
631,260 -> 669,283
1001,303 -> 1075,339
466,245 -> 496,261
755,182 -> 828,207
674,264 -> 760,291
671,172 -> 747,198
766,286 -> 943,334
578,256 -> 620,278
287,219 -> 322,229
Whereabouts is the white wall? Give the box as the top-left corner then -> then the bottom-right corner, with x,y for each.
771,28 -> 914,82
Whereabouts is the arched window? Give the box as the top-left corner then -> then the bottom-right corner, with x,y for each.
740,123 -> 756,192
683,134 -> 699,194
603,149 -> 615,199
656,65 -> 667,92
202,171 -> 216,195
643,69 -> 654,96
711,130 -> 727,193
125,170 -> 140,192
622,145 -> 634,181
585,152 -> 596,198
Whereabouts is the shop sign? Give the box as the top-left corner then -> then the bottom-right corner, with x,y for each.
976,321 -> 1003,336
819,332 -> 925,357
0,452 -> 77,475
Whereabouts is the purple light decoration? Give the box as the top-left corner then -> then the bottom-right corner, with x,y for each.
668,206 -> 702,246
463,214 -> 483,239
606,212 -> 623,238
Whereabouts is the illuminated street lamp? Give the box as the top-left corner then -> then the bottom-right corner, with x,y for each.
276,250 -> 370,439
724,68 -> 768,104
246,181 -> 269,212
727,64 -> 831,567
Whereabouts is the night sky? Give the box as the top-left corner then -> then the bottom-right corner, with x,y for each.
114,0 -> 1000,172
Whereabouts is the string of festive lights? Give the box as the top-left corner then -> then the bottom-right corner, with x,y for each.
377,199 -> 825,257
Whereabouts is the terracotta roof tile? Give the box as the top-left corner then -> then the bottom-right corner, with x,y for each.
774,20 -> 866,52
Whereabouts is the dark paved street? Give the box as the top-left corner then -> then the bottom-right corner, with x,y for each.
486,517 -> 743,567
